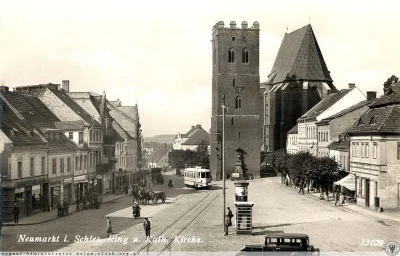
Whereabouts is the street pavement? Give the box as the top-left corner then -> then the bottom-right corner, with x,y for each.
2,174 -> 399,254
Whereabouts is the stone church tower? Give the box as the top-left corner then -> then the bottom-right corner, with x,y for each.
210,21 -> 261,180
262,24 -> 337,152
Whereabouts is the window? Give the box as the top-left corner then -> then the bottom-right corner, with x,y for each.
352,142 -> 355,157
30,157 -> 34,176
67,158 -> 71,172
79,132 -> 83,144
365,143 -> 369,158
232,37 -> 235,41
242,48 -> 249,63
235,96 -> 242,109
80,155 -> 83,170
60,158 -> 64,173
370,116 -> 376,125
233,79 -> 235,87
361,178 -> 365,198
18,161 -> 22,178
397,142 -> 400,160
228,48 -> 235,63
89,153 -> 92,167
361,142 -> 364,158
42,157 -> 45,175
52,159 -> 56,174
84,155 -> 87,169
373,143 -> 377,159
231,117 -> 234,125
235,87 -> 244,94
69,132 -> 73,139
356,142 -> 359,157
90,131 -> 93,141
75,156 -> 78,170
239,132 -> 241,138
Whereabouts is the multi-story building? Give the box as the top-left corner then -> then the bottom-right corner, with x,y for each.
263,24 -> 337,153
286,124 -> 298,155
173,124 -> 210,151
148,149 -> 170,169
347,93 -> 400,209
297,85 -> 366,156
210,21 -> 261,180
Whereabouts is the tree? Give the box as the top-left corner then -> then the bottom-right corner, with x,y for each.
287,152 -> 314,186
383,75 -> 399,95
265,150 -> 291,182
309,156 -> 339,199
192,140 -> 210,169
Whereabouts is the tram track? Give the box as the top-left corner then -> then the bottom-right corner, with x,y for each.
134,190 -> 219,255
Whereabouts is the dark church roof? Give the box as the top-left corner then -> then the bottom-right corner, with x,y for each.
266,24 -> 333,85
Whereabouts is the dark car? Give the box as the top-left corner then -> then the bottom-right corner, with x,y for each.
237,233 -> 320,256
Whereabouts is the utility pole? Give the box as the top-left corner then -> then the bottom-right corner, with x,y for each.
222,103 -> 227,231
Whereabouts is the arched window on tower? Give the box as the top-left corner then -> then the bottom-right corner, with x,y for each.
242,48 -> 249,63
228,48 -> 235,63
235,96 -> 242,109
233,79 -> 235,87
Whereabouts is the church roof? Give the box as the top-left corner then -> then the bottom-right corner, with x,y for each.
266,24 -> 333,85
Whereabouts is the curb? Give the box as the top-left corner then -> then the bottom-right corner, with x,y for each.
275,181 -> 400,221
3,194 -> 130,227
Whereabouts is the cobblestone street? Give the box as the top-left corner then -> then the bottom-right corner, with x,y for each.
5,175 -> 394,254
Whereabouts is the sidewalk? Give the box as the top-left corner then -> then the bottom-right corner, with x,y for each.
3,192 -> 131,226
276,180 -> 400,222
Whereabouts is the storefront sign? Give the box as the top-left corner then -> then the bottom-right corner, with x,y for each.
74,175 -> 87,182
14,176 -> 48,188
50,179 -> 62,186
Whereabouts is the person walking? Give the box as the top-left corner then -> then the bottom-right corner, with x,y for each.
335,189 -> 340,207
12,203 -> 20,224
106,217 -> 112,237
224,214 -> 230,236
227,207 -> 234,227
143,218 -> 151,239
339,191 -> 344,206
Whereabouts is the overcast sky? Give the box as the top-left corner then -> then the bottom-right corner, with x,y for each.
1,1 -> 399,137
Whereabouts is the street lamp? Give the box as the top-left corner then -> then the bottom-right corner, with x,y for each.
222,102 -> 227,231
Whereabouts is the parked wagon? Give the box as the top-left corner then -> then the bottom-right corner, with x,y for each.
150,191 -> 167,204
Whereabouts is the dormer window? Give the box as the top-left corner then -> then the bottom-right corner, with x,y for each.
369,116 -> 376,125
357,118 -> 364,126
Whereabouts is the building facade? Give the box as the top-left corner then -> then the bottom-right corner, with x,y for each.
210,21 -> 261,180
174,124 -> 210,151
347,93 -> 400,209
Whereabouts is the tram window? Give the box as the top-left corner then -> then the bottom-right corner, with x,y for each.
206,172 -> 210,178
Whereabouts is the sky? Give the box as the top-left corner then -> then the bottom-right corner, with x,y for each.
1,1 -> 399,137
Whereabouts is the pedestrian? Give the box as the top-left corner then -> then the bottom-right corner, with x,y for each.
106,217 -> 112,237
227,207 -> 234,227
298,180 -> 304,194
143,218 -> 151,239
339,192 -> 344,206
224,214 -> 230,236
12,203 -> 20,224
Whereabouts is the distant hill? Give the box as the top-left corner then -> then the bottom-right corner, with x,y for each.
144,134 -> 175,144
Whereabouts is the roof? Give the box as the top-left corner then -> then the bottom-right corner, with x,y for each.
0,97 -> 48,146
148,149 -> 169,163
298,89 -> 352,122
107,102 -> 137,138
264,233 -> 309,239
266,24 -> 333,85
328,140 -> 350,151
370,93 -> 400,108
111,120 -> 130,140
0,91 -> 61,132
46,88 -> 101,127
46,136 -> 78,151
54,121 -> 85,131
116,106 -> 138,121
388,81 -> 400,95
181,127 -> 210,145
316,99 -> 374,125
347,103 -> 400,134
287,124 -> 298,134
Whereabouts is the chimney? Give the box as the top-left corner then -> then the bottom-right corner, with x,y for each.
62,80 -> 70,92
196,124 -> 201,128
367,91 -> 377,101
348,83 -> 356,89
0,86 -> 9,92
191,126 -> 195,129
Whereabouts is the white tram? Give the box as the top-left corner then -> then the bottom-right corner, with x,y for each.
184,167 -> 212,189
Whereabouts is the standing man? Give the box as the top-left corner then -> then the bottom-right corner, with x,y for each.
227,207 -> 234,227
224,214 -> 230,236
143,218 -> 151,239
12,203 -> 20,224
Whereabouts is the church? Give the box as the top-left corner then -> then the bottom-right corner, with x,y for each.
262,24 -> 337,152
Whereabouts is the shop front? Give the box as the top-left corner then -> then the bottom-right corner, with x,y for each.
1,175 -> 48,221
74,175 -> 88,202
49,177 -> 73,209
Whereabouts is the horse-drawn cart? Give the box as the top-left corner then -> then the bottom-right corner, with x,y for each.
150,191 -> 167,204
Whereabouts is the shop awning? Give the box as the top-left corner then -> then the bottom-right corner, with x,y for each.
334,174 -> 356,191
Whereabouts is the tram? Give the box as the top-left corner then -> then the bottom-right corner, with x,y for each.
184,167 -> 212,189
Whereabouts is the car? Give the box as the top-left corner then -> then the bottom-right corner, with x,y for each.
236,233 -> 320,256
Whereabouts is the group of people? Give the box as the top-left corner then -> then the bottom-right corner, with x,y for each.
106,217 -> 151,238
334,187 -> 345,207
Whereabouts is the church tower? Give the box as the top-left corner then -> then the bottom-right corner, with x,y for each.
210,21 -> 261,180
